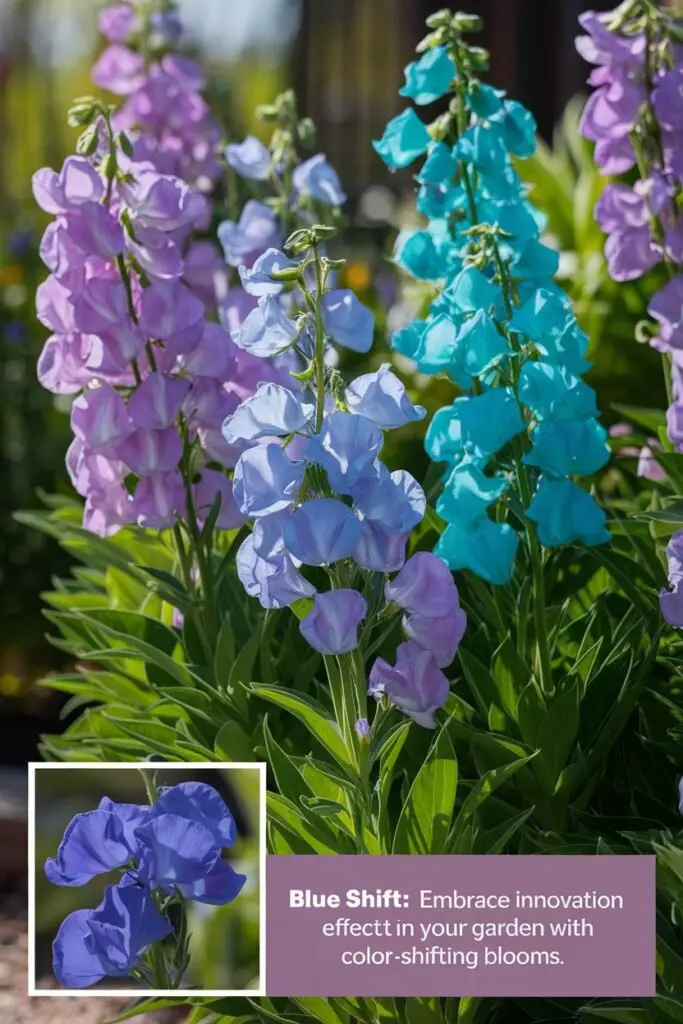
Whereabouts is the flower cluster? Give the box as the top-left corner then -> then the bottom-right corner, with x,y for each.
576,4 -> 683,624
374,11 -> 610,586
47,781 -> 245,989
94,2 -> 222,193
221,220 -> 466,726
33,5 -> 257,537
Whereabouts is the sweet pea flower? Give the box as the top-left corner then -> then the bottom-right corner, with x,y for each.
233,443 -> 305,517
385,550 -> 459,618
239,248 -> 298,297
283,498 -> 363,566
53,884 -> 171,989
71,385 -> 132,450
345,363 -> 426,428
369,641 -> 449,729
321,289 -> 375,353
218,200 -> 281,267
223,383 -> 315,443
300,589 -> 368,655
399,46 -> 456,105
404,608 -> 467,668
293,154 -> 347,206
373,109 -> 431,169
237,295 -> 299,357
660,530 -> 683,627
306,411 -> 383,492
225,136 -> 272,180
526,477 -> 611,547
236,534 -> 316,609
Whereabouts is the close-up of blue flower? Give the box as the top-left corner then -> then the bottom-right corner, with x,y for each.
45,781 -> 247,990
321,289 -> 375,353
372,108 -> 431,169
225,135 -> 272,180
399,45 -> 456,105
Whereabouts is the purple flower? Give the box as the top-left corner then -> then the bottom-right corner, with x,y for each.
344,363 -> 426,428
293,154 -> 347,206
116,426 -> 183,476
225,136 -> 272,180
138,281 -> 205,346
403,608 -> 466,668
218,200 -> 281,267
283,498 -> 363,566
650,276 -> 683,349
53,884 -> 171,989
71,386 -> 132,450
307,412 -> 383,493
385,551 -> 459,618
236,534 -> 316,609
194,469 -> 245,530
32,157 -> 104,215
352,465 -> 425,534
233,443 -> 305,517
354,520 -> 407,572
661,530 -> 683,627
237,295 -> 298,358
239,248 -> 298,297
180,322 -> 236,379
300,589 -> 367,655
128,373 -> 191,429
355,718 -> 371,739
223,383 -> 314,443
99,3 -> 138,43
92,44 -> 146,95
133,471 -> 185,529
120,169 -> 205,232
45,810 -> 133,886
321,290 -> 374,353
369,641 -> 449,729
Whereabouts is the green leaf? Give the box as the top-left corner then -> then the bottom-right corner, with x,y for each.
536,680 -> 580,785
611,405 -> 666,434
474,806 -> 535,854
214,720 -> 255,761
250,683 -> 355,776
448,754 -> 538,854
393,723 -> 457,854
405,998 -> 443,1024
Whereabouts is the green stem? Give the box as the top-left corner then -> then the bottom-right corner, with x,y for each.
138,766 -> 158,804
313,245 -> 327,433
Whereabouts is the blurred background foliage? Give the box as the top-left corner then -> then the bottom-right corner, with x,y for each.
33,766 -> 262,990
0,0 -> 665,757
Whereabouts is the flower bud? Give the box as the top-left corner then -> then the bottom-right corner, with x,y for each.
256,103 -> 279,122
118,131 -> 134,158
416,28 -> 447,53
68,101 -> 98,127
468,46 -> 490,70
76,127 -> 99,156
452,12 -> 483,33
425,9 -> 452,29
297,117 -> 316,148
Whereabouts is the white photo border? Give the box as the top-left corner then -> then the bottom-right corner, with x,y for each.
27,760 -> 267,998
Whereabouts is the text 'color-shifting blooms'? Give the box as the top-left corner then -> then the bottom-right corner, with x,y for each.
375,10 -> 611,586
46,781 -> 245,989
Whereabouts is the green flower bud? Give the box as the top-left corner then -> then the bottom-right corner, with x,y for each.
452,12 -> 483,32
68,102 -> 98,128
298,117 -> 317,148
76,126 -> 99,157
256,103 -> 279,122
102,153 -> 118,181
118,131 -> 134,158
468,46 -> 490,70
416,28 -> 447,53
425,9 -> 452,29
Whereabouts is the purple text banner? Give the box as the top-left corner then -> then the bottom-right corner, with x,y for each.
266,855 -> 655,997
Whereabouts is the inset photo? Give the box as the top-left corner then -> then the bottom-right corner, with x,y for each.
28,761 -> 265,997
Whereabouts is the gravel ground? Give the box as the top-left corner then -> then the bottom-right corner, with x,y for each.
0,908 -> 188,1024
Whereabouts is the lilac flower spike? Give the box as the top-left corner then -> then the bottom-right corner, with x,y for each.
300,590 -> 368,655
